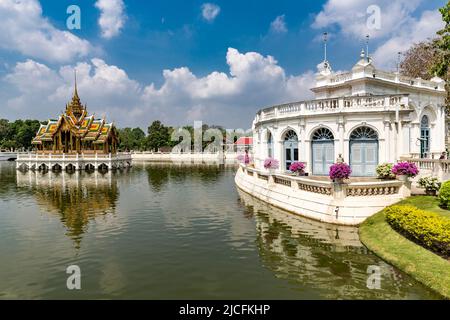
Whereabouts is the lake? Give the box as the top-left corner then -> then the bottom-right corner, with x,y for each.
0,161 -> 439,299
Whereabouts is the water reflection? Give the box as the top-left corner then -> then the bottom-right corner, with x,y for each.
16,170 -> 119,248
237,189 -> 438,299
135,162 -> 230,192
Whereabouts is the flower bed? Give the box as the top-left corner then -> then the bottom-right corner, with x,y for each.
385,205 -> 450,258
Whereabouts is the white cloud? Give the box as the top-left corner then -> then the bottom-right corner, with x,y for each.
270,15 -> 288,34
4,58 -> 141,121
137,48 -> 314,126
373,10 -> 444,69
201,3 -> 221,22
3,49 -> 315,128
0,0 -> 92,63
95,0 -> 126,39
312,0 -> 422,39
312,0 -> 444,69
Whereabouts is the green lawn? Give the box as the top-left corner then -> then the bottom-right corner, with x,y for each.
397,196 -> 450,219
359,196 -> 450,299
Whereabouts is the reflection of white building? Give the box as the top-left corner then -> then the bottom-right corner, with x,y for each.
252,51 -> 447,176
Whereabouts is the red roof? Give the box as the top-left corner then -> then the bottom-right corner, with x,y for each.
235,137 -> 253,145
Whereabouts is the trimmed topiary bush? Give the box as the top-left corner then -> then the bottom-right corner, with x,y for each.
438,180 -> 450,209
385,205 -> 450,257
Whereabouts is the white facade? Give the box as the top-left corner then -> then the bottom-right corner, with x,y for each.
252,53 -> 447,176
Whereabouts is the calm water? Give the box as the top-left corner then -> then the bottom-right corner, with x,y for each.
0,161 -> 439,299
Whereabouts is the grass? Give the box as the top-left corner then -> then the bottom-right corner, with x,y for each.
396,196 -> 450,219
359,196 -> 450,299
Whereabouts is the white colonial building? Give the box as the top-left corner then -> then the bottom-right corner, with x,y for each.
251,51 -> 447,176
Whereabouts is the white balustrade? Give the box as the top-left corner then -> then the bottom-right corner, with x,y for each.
257,94 -> 409,122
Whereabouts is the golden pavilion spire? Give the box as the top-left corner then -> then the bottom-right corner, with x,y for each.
74,69 -> 79,99
67,69 -> 85,119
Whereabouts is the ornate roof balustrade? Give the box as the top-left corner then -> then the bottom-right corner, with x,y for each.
256,94 -> 410,123
319,69 -> 445,91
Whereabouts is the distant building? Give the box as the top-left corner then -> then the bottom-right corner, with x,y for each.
32,79 -> 119,155
235,137 -> 253,153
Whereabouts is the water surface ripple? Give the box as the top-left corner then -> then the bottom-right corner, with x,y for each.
0,162 -> 439,299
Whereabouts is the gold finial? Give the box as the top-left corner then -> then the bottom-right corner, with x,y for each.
74,69 -> 79,98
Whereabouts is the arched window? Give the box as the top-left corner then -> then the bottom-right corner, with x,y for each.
267,131 -> 273,158
421,115 -> 429,128
420,115 -> 430,158
349,126 -> 379,176
312,128 -> 334,141
284,130 -> 298,141
311,128 -> 334,175
283,130 -> 298,170
349,126 -> 378,140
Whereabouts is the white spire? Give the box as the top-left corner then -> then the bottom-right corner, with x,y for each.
318,32 -> 332,75
365,34 -> 370,62
397,51 -> 402,74
323,32 -> 328,62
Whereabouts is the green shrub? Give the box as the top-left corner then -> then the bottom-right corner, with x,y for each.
418,176 -> 441,191
385,205 -> 450,257
376,163 -> 395,179
438,180 -> 450,209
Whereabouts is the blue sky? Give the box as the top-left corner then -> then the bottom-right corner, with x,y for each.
0,0 -> 447,129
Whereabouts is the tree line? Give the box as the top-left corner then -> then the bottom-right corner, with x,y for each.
0,119 -> 43,151
0,119 -> 244,152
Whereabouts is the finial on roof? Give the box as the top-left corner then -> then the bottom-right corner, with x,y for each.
74,69 -> 79,98
365,34 -> 370,61
318,32 -> 332,75
397,51 -> 402,74
323,32 -> 328,62
360,49 -> 365,59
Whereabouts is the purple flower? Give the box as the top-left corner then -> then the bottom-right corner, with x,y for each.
329,163 -> 351,180
264,157 -> 279,169
237,153 -> 251,164
289,161 -> 305,173
391,162 -> 419,177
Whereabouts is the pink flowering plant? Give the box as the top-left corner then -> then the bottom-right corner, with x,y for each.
391,162 -> 419,177
264,157 -> 279,170
289,161 -> 305,174
329,163 -> 351,180
237,153 -> 251,165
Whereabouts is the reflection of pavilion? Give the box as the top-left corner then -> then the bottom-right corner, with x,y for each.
238,189 -> 430,299
16,170 -> 119,248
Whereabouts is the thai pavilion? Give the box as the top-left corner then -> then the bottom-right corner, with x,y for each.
16,78 -> 131,172
31,82 -> 119,154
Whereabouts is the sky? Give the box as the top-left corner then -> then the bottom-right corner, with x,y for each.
0,0 -> 447,129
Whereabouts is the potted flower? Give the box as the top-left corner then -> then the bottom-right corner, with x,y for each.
289,161 -> 306,176
376,163 -> 396,180
237,152 -> 251,166
329,162 -> 351,183
418,176 -> 441,196
264,157 -> 279,174
391,162 -> 419,182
